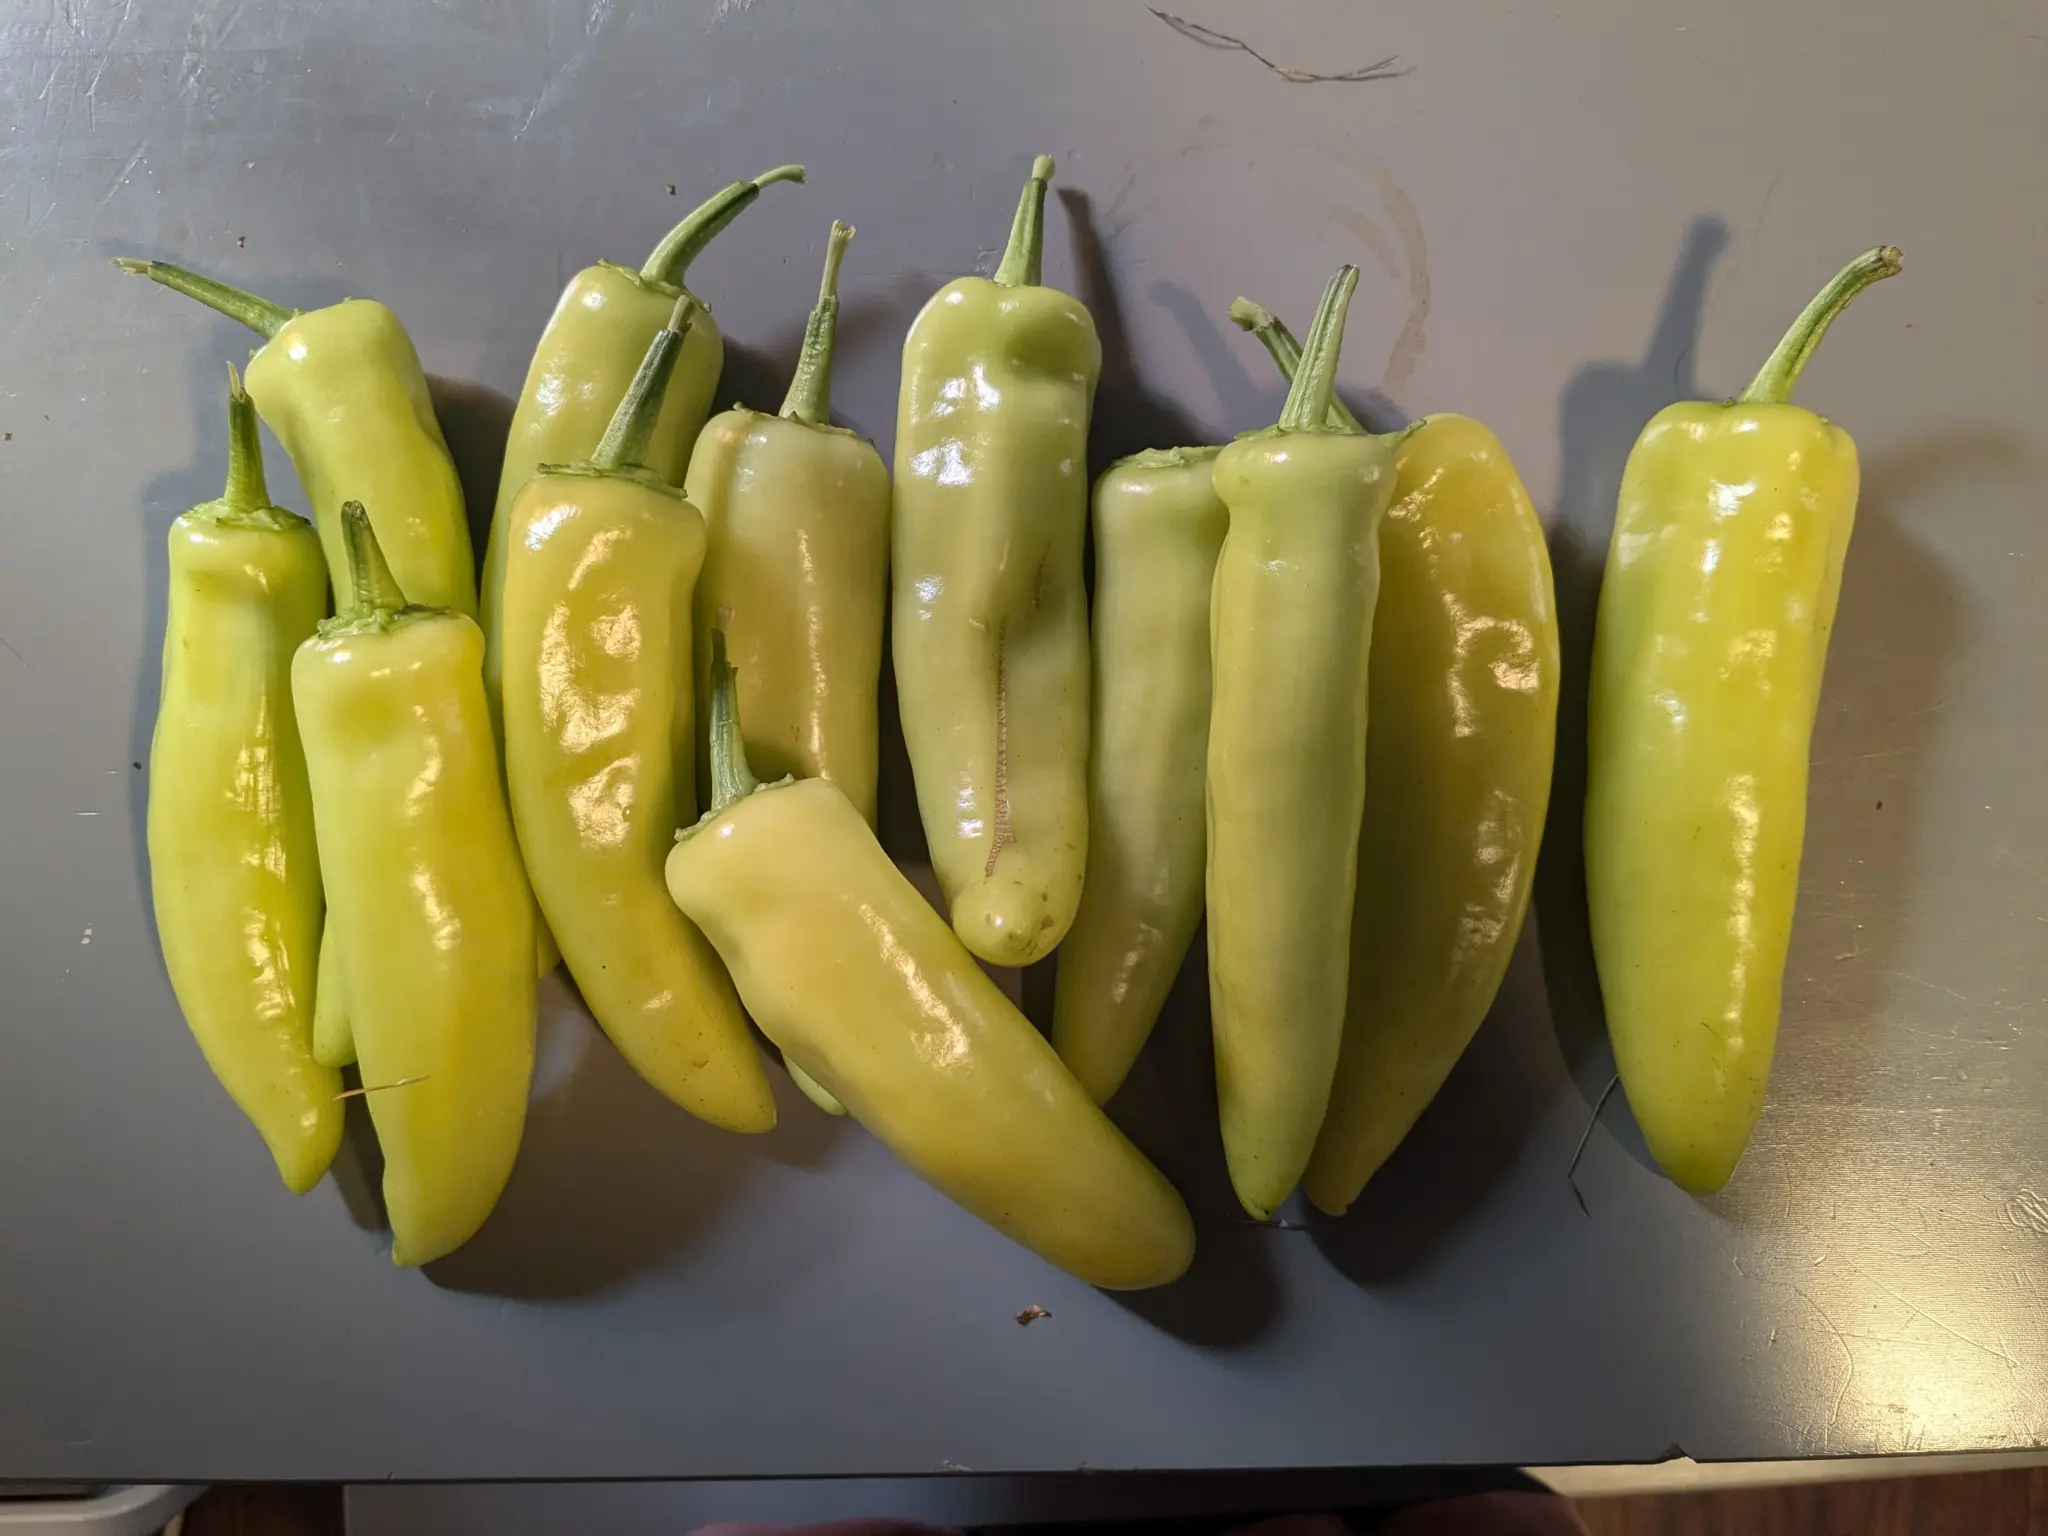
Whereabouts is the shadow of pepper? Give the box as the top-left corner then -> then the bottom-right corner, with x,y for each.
426,974 -> 844,1300
424,375 -> 516,568
1532,216 -> 1729,1176
1306,930 -> 1568,1283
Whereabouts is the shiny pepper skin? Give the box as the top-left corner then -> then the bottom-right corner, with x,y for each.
1586,247 -> 1901,1194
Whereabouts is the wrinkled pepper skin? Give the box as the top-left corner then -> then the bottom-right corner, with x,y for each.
1207,267 -> 1396,1220
1051,447 -> 1226,1104
1309,415 -> 1558,1213
294,506 -> 535,1265
501,301 -> 777,1135
688,221 -> 889,824
114,258 -> 475,613
665,655 -> 1194,1290
1586,247 -> 1901,1194
892,155 -> 1099,967
148,372 -> 340,1194
482,164 -> 805,723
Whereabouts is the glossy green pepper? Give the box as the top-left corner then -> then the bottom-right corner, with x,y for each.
1050,446 -> 1226,1104
114,258 -> 475,612
687,219 -> 890,825
148,368 -> 340,1194
1207,266 -> 1397,1220
482,164 -> 806,723
1586,246 -> 1902,1194
294,506 -> 536,1265
499,297 -> 777,1135
117,255 -> 491,1065
665,638 -> 1194,1290
893,155 -> 1100,967
1229,300 -> 1561,1217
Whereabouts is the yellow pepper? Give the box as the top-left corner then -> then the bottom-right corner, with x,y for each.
687,220 -> 890,824
113,258 -> 474,612
1227,299 -> 1561,1217
665,638 -> 1194,1289
116,253 -> 500,1072
148,368 -> 340,1194
482,164 -> 806,722
1207,266 -> 1398,1220
1050,446 -> 1226,1104
1587,246 -> 1901,1193
499,297 -> 776,1135
892,155 -> 1099,967
294,505 -> 535,1265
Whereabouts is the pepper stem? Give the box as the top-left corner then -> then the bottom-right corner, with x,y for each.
705,628 -> 762,817
590,293 -> 697,473
640,164 -> 807,287
221,362 -> 271,510
1739,245 -> 1903,406
339,502 -> 408,615
111,257 -> 295,340
779,221 -> 855,427
1276,266 -> 1361,433
991,155 -> 1055,288
1228,297 -> 1364,432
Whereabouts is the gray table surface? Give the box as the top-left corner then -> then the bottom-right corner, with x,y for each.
3,0 -> 2045,1485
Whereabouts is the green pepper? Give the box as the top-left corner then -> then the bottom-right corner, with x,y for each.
1586,246 -> 1902,1194
498,296 -> 777,1135
482,164 -> 806,724
113,258 -> 475,613
294,505 -> 536,1265
892,155 -> 1100,967
664,637 -> 1194,1289
1207,266 -> 1398,1221
687,219 -> 890,825
1227,298 -> 1563,1215
1049,446 -> 1226,1104
117,254 -> 499,1059
148,368 -> 341,1194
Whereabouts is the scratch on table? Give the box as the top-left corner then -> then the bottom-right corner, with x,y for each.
1146,9 -> 1409,84
1792,1283 -> 1857,1448
97,139 -> 147,206
0,633 -> 25,669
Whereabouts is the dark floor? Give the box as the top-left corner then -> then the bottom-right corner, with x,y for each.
178,1471 -> 2048,1535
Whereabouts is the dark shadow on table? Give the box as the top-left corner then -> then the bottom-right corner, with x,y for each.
1309,926 -> 1562,1285
426,976 -> 845,1301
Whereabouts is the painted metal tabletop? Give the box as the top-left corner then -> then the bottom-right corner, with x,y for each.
2,0 -> 2044,1484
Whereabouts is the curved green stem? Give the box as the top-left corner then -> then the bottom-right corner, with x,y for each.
706,628 -> 762,816
221,362 -> 271,510
1276,265 -> 1360,434
590,293 -> 697,472
779,220 -> 855,427
112,257 -> 295,340
339,502 -> 407,615
1739,245 -> 1903,406
992,154 -> 1055,289
640,163 -> 806,287
1228,296 -> 1363,432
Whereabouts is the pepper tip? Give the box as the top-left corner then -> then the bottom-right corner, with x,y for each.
111,256 -> 149,276
1030,153 -> 1055,183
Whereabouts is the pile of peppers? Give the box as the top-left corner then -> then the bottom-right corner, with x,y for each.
130,153 -> 1900,1282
